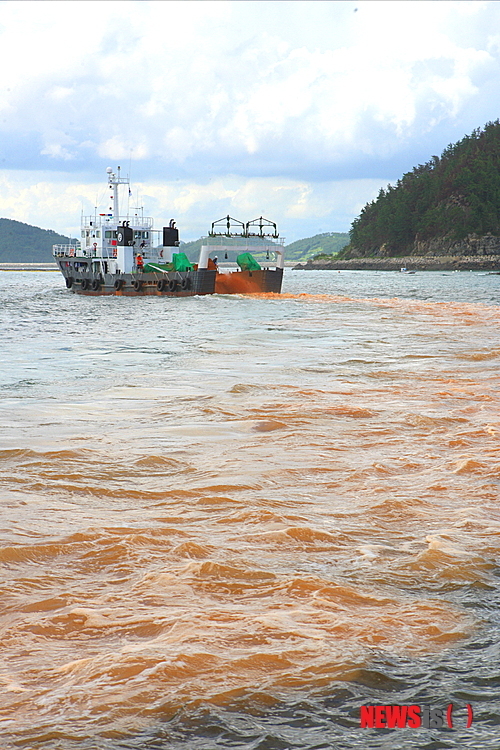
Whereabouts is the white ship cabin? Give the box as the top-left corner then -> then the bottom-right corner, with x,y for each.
53,167 -> 172,275
75,215 -> 160,275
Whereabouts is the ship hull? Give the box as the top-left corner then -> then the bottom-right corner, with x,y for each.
58,260 -> 216,296
215,268 -> 283,294
57,260 -> 283,296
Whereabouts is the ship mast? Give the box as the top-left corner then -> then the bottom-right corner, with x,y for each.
106,166 -> 129,223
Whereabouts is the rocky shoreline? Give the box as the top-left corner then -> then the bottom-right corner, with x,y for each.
293,255 -> 500,272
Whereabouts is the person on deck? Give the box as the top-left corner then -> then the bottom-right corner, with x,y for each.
136,254 -> 144,271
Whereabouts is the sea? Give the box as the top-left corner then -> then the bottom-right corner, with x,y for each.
1,268 -> 500,750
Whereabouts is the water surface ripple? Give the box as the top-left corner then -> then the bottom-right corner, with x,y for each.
1,270 -> 500,749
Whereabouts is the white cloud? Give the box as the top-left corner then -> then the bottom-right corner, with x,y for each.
0,0 -> 498,238
0,1 -> 494,154
97,138 -> 150,162
40,144 -> 74,161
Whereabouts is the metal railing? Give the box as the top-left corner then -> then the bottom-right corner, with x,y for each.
53,244 -> 81,257
82,215 -> 154,229
53,243 -> 165,259
202,235 -> 285,247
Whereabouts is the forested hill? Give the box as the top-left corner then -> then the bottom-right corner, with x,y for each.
0,218 -> 73,262
282,232 -> 348,261
342,120 -> 500,258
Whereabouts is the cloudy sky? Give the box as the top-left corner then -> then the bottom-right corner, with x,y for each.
1,0 -> 500,242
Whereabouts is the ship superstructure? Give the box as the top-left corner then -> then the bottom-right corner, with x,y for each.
53,167 -> 215,295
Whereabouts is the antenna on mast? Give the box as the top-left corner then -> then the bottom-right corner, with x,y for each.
107,165 -> 129,223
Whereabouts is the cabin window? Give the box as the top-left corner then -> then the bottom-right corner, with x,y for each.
81,230 -> 85,238
105,231 -> 112,239
96,231 -> 100,238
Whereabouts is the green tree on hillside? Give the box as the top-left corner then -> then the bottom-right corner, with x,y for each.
0,218 -> 74,262
344,121 -> 500,257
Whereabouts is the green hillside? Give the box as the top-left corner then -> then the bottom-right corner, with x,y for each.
343,120 -> 500,258
283,232 -> 349,261
0,218 -> 74,262
180,232 -> 349,263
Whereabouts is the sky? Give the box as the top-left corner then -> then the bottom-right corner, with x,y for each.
1,0 -> 500,243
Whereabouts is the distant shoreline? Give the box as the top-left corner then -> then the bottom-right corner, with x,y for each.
293,255 -> 500,272
0,263 -> 58,271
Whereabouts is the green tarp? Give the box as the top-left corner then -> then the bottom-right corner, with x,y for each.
236,252 -> 261,271
142,253 -> 193,274
172,252 -> 193,272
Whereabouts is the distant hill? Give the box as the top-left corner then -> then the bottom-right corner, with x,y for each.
282,232 -> 349,261
0,218 -> 75,262
342,120 -> 500,259
178,237 -> 206,260
179,232 -> 349,263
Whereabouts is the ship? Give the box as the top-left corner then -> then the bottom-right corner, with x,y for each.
53,167 -> 284,296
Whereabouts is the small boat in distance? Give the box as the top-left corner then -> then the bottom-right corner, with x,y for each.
53,168 -> 284,296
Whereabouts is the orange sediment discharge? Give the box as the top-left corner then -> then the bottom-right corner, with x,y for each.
215,271 -> 270,294
248,291 -> 500,321
1,292 -> 499,740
